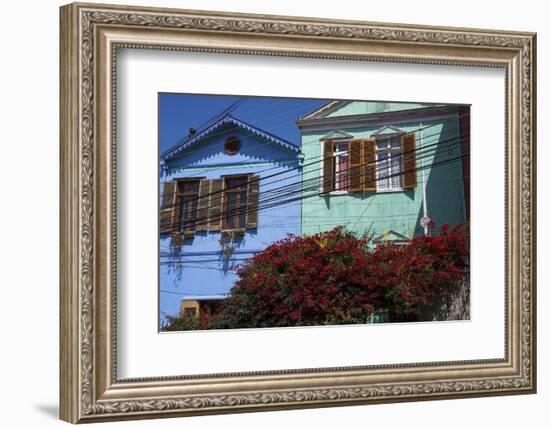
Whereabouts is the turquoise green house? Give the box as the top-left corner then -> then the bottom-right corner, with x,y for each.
297,101 -> 470,242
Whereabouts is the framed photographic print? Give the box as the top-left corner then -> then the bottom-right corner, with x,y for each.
158,93 -> 471,332
60,2 -> 537,423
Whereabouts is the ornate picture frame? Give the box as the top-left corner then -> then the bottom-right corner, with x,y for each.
60,2 -> 536,423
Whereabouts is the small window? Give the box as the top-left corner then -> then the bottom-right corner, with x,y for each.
375,137 -> 403,190
223,176 -> 248,230
183,307 -> 197,317
224,136 -> 241,155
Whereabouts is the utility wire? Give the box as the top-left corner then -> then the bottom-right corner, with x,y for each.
161,111 -> 470,182
160,123 -> 469,212
161,133 -> 467,232
164,149 -> 469,233
169,145 -> 466,233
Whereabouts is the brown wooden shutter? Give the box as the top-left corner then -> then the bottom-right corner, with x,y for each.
401,133 -> 417,190
195,179 -> 211,232
323,139 -> 334,193
246,175 -> 260,229
362,139 -> 376,192
160,181 -> 177,233
208,179 -> 224,231
349,139 -> 362,192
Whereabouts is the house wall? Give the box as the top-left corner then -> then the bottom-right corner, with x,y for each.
300,113 -> 467,240
160,127 -> 301,322
322,101 -> 436,117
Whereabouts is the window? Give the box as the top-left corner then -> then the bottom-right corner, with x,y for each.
375,137 -> 403,190
333,142 -> 350,191
183,307 -> 197,317
180,300 -> 200,318
224,136 -> 241,155
159,174 -> 260,236
322,133 -> 417,194
177,180 -> 200,234
223,176 -> 248,230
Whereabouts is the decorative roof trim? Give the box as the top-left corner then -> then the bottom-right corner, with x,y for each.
162,114 -> 299,160
371,125 -> 406,136
320,130 -> 354,140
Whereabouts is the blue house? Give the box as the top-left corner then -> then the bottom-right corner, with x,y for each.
159,114 -> 302,324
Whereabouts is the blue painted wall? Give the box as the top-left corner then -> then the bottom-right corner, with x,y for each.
159,124 -> 302,323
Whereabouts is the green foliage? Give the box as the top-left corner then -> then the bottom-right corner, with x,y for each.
162,312 -> 202,331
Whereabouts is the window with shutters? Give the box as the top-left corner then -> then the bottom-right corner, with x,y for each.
222,176 -> 249,230
322,133 -> 416,194
322,138 -> 374,193
160,174 -> 260,238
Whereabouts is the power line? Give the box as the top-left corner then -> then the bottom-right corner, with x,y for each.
163,114 -> 467,189
161,97 -> 247,158
164,96 -> 319,160
160,123 -> 469,216
160,150 -> 468,236
170,147 -> 466,233
164,136 -> 468,232
161,111 -> 469,184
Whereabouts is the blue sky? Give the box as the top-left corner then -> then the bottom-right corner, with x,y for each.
158,93 -> 330,153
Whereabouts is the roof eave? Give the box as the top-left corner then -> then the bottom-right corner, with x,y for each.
162,115 -> 299,161
296,104 -> 465,131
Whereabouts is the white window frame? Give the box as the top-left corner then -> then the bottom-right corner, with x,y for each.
375,136 -> 404,192
319,137 -> 352,195
333,141 -> 350,193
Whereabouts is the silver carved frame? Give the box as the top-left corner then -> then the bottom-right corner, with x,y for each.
59,2 -> 537,423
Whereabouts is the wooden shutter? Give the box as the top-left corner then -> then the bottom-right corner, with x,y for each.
246,175 -> 260,229
208,179 -> 224,231
323,139 -> 334,193
160,181 -> 177,233
362,139 -> 376,192
195,179 -> 211,232
349,139 -> 362,192
401,133 -> 417,190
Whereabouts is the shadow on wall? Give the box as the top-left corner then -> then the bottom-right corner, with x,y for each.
414,118 -> 467,236
219,231 -> 248,274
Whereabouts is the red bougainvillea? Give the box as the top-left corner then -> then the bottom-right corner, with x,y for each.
207,224 -> 469,329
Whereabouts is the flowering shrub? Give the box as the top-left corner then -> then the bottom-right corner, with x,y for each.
373,224 -> 469,318
207,224 -> 469,329
209,227 -> 378,329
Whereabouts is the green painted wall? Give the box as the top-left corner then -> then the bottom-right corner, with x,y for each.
323,101 -> 438,118
300,110 -> 467,241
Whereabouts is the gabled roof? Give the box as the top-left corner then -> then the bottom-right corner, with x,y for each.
297,102 -> 463,131
300,100 -> 351,120
299,100 -> 449,122
161,114 -> 299,161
